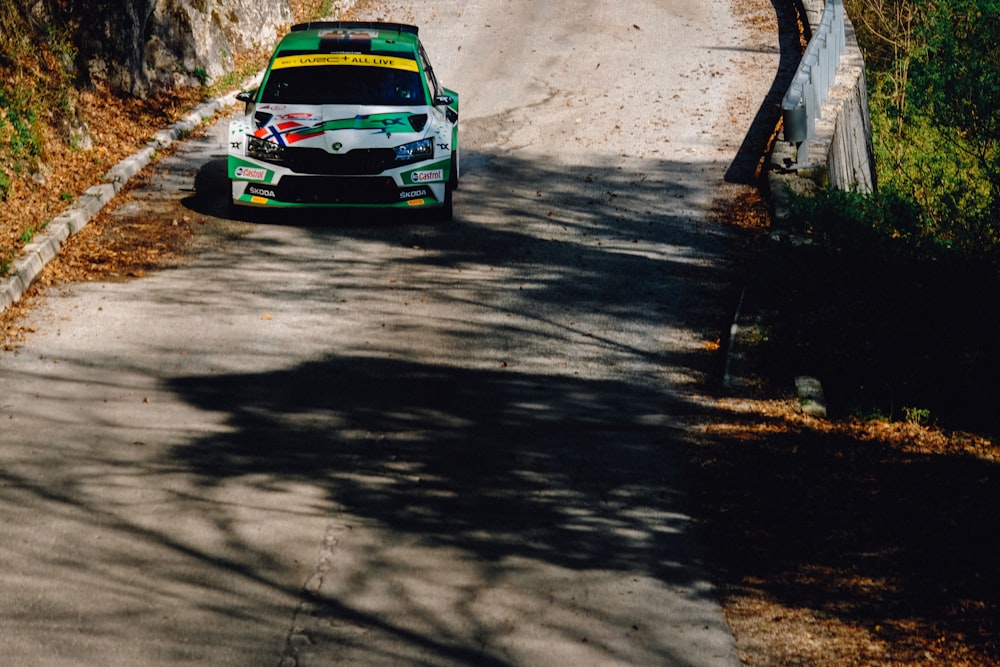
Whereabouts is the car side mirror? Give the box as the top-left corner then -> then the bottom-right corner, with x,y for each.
236,90 -> 256,104
433,94 -> 454,106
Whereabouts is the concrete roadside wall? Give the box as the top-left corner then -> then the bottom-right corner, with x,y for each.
771,0 -> 875,196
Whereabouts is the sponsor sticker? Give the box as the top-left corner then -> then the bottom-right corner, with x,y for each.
271,54 -> 419,72
410,170 -> 444,183
399,188 -> 429,201
248,184 -> 277,199
235,166 -> 269,180
278,112 -> 320,121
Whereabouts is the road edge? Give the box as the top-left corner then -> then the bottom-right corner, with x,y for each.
0,91 -> 245,315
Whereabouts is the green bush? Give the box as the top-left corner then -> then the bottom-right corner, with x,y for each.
848,0 -> 1000,264
788,186 -> 939,264
0,86 -> 43,159
0,8 -> 77,198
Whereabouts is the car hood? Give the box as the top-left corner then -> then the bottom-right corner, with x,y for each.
250,104 -> 431,149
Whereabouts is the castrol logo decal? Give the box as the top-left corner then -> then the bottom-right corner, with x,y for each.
235,166 -> 268,180
410,170 -> 444,183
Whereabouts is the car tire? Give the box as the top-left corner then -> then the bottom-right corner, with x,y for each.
431,186 -> 453,223
449,150 -> 459,191
227,180 -> 238,219
421,183 -> 452,224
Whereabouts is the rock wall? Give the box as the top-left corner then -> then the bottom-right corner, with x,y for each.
77,0 -> 293,97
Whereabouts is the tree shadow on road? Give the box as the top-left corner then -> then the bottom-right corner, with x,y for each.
163,148 -> 749,664
725,0 -> 803,185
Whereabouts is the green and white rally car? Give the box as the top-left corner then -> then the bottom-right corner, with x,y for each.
228,21 -> 459,220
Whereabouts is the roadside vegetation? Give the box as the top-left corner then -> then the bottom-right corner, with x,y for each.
0,3 -> 206,277
693,1 -> 999,664
755,0 -> 999,436
0,4 -> 69,271
0,0 -> 333,277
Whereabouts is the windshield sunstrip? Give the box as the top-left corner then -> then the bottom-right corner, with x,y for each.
271,54 -> 419,72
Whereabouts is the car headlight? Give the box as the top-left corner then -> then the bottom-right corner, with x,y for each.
395,138 -> 434,162
247,136 -> 286,163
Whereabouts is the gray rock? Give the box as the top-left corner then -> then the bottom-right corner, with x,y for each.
78,0 -> 292,97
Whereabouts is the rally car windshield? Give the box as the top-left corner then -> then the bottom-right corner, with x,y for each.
260,65 -> 426,106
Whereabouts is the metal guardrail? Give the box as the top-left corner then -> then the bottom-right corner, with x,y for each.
782,0 -> 846,148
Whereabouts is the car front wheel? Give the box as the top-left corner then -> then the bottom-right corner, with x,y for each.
430,186 -> 453,223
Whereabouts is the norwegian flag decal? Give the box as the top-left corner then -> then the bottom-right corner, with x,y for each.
252,121 -> 313,146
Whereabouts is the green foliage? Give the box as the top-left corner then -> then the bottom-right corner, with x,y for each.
788,186 -> 937,262
870,94 -> 993,246
318,1 -> 337,17
910,0 -> 1000,155
192,67 -> 210,86
908,0 -> 1000,255
0,7 -> 77,185
0,85 -> 43,160
846,0 -> 1000,262
903,406 -> 933,425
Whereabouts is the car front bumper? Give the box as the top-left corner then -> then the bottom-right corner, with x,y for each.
229,155 -> 450,209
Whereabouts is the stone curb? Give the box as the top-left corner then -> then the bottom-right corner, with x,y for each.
0,95 -> 239,316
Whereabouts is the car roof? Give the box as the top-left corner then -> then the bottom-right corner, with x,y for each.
276,21 -> 421,58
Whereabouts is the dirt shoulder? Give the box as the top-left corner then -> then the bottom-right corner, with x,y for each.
685,394 -> 997,666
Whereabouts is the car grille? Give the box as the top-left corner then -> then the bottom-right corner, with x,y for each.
275,176 -> 403,204
284,147 -> 396,175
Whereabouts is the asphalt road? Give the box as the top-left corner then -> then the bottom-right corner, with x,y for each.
0,1 -> 778,664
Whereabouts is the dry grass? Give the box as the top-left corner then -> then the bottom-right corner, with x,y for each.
687,397 -> 998,666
